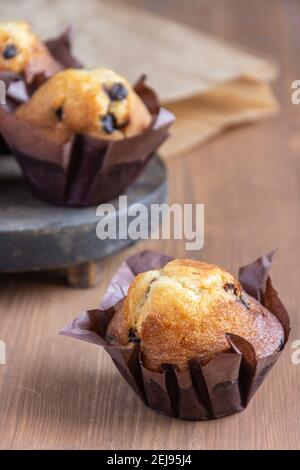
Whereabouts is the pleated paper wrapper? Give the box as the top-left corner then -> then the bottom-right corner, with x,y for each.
61,250 -> 290,421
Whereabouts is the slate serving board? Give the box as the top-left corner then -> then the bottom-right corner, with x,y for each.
0,154 -> 167,273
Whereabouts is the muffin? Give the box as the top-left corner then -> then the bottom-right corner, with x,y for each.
0,21 -> 61,81
62,250 -> 289,420
107,258 -> 284,371
15,68 -> 153,143
0,72 -> 173,206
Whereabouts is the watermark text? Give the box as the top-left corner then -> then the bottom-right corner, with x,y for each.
0,80 -> 6,105
291,340 -> 300,365
291,80 -> 300,104
96,197 -> 204,251
0,340 -> 6,365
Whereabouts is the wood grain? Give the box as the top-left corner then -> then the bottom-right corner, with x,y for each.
0,0 -> 300,450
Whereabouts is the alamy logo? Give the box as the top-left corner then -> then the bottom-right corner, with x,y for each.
0,80 -> 6,105
291,340 -> 300,365
291,81 -> 300,104
0,340 -> 6,365
96,197 -> 205,251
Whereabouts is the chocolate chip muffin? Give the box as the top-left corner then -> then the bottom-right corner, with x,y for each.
15,68 -> 152,143
107,259 -> 284,371
0,21 -> 61,79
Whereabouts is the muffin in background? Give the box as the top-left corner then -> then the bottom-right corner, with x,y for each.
0,70 -> 173,206
107,258 -> 284,371
0,21 -> 61,81
16,68 -> 153,143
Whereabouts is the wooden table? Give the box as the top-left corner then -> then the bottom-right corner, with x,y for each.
0,0 -> 299,450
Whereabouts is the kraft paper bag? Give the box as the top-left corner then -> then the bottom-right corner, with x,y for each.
0,0 -> 279,159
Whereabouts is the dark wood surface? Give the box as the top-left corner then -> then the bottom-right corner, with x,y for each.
0,155 -> 166,273
0,0 -> 299,449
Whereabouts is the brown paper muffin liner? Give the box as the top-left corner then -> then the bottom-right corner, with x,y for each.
60,250 -> 290,420
0,28 -> 80,154
0,74 -> 174,206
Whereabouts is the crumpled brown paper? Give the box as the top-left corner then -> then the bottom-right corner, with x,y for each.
61,250 -> 290,420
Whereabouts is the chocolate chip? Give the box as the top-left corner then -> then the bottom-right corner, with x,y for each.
106,334 -> 115,343
55,107 -> 64,121
239,293 -> 250,310
223,283 -> 238,295
224,283 -> 250,309
101,113 -> 117,134
129,330 -> 140,344
109,83 -> 128,101
3,44 -> 18,59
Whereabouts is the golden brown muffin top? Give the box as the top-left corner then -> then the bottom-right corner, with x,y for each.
15,68 -> 152,143
107,259 -> 284,371
0,21 -> 59,76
